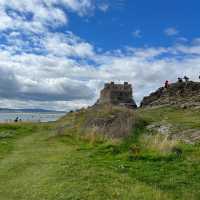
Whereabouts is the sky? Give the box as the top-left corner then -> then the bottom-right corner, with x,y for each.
0,0 -> 200,111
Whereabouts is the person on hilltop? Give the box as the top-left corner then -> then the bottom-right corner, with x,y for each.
184,76 -> 189,82
178,77 -> 183,83
164,80 -> 169,89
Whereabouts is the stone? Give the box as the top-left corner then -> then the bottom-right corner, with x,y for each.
96,82 -> 137,108
83,106 -> 135,138
146,123 -> 172,135
172,129 -> 200,144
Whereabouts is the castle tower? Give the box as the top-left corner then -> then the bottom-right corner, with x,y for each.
97,82 -> 137,108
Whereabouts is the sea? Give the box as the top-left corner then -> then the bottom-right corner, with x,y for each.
0,112 -> 66,123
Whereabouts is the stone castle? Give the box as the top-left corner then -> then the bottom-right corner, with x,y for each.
96,82 -> 137,108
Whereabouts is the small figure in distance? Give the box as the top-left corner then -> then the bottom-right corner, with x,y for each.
178,77 -> 183,83
14,117 -> 19,123
164,80 -> 169,89
183,76 -> 189,82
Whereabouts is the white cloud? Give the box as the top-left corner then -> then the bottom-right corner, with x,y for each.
0,8 -> 13,30
164,27 -> 179,36
1,30 -> 200,111
60,0 -> 94,15
0,0 -> 95,33
44,32 -> 94,58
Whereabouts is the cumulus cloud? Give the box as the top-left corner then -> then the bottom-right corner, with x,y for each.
1,29 -> 200,111
0,0 -> 96,33
44,32 -> 94,58
0,63 -> 94,102
0,1 -> 200,111
0,68 -> 20,98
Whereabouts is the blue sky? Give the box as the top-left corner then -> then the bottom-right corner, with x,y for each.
0,0 -> 200,110
68,0 -> 200,49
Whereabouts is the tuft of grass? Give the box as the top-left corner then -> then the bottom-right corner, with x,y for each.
139,134 -> 179,154
81,126 -> 108,145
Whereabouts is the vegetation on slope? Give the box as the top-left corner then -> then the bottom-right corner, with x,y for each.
0,106 -> 200,200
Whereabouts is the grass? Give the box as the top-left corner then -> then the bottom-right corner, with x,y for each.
0,106 -> 200,200
136,106 -> 200,129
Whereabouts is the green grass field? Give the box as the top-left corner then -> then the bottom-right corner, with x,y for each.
0,106 -> 200,200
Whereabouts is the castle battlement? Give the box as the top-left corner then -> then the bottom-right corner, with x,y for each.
104,82 -> 132,91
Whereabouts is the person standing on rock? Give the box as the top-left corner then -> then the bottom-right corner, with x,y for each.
178,77 -> 183,83
165,80 -> 169,89
184,76 -> 189,82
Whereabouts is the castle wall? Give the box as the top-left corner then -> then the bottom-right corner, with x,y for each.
97,82 -> 137,108
99,89 -> 111,104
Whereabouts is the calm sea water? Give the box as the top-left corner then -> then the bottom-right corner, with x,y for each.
0,112 -> 66,123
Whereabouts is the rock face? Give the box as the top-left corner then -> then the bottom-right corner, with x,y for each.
96,82 -> 137,108
146,122 -> 200,144
83,106 -> 136,138
140,81 -> 200,108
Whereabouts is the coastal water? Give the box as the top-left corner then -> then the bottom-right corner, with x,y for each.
0,112 -> 66,123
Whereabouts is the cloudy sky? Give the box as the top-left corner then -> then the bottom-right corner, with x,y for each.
0,0 -> 200,111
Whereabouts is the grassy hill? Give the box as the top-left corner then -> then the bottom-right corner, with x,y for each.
0,106 -> 200,200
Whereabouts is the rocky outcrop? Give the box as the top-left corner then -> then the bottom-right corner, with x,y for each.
83,105 -> 136,138
147,122 -> 200,144
140,81 -> 200,108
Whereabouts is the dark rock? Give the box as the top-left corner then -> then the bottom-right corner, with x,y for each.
140,81 -> 200,108
83,106 -> 136,138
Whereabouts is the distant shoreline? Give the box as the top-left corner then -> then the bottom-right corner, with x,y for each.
0,108 -> 66,114
0,112 -> 66,123
0,111 -> 66,114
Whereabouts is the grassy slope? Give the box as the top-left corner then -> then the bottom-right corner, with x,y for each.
136,106 -> 200,129
0,107 -> 200,200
